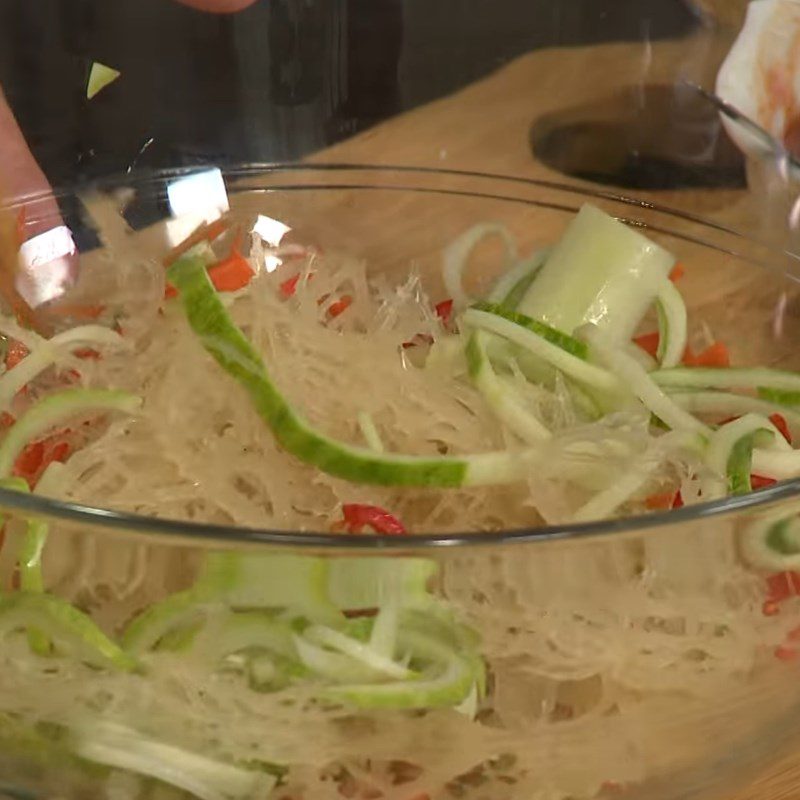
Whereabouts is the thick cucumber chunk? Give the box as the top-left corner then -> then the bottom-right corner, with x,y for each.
517,204 -> 674,341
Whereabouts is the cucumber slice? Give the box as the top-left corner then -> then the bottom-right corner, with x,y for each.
304,624 -> 412,679
671,390 -> 800,434
73,721 -> 275,800
442,223 -> 517,309
322,629 -> 477,710
706,414 -> 775,495
654,367 -> 800,393
196,553 -> 343,625
584,328 -> 710,435
655,278 -> 687,369
120,590 -> 210,655
741,512 -> 800,570
516,204 -> 675,341
465,331 -> 551,443
0,389 -> 141,478
327,556 -> 436,611
463,309 -> 618,393
293,633 -> 391,684
470,302 -> 588,359
0,593 -> 138,671
0,326 -> 127,413
190,610 -> 299,664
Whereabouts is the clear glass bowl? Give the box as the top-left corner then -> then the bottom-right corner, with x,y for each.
3,166 -> 800,800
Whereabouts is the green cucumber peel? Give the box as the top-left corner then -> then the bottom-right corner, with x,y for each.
168,255 -> 547,487
758,386 -> 800,407
120,590 -> 211,655
0,592 -> 138,671
707,414 -> 776,496
470,301 -> 588,359
463,309 -> 618,393
741,506 -> 800,570
654,367 -> 800,394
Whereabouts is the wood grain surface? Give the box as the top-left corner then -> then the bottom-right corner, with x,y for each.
303,34 -> 800,800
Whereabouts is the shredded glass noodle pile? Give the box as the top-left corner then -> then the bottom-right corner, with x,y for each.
1,212 -> 799,800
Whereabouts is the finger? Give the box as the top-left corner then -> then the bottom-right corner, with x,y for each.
171,0 -> 258,12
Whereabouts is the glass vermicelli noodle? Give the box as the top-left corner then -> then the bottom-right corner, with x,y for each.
1,199 -> 800,800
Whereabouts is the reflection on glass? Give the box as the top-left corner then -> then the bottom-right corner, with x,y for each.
165,169 -> 229,247
17,225 -> 77,307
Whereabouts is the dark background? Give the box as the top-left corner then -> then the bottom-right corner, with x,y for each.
0,0 -> 703,188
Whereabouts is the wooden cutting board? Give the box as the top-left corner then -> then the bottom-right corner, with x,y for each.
307,34 -> 800,800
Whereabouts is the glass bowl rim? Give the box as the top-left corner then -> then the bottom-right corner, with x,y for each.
3,162 -> 800,551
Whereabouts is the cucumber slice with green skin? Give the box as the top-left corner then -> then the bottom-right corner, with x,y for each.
293,632 -> 393,684
322,629 -> 477,710
196,553 -> 343,625
516,204 -> 675,342
0,389 -> 141,477
741,511 -> 800,570
653,367 -> 800,394
304,624 -> 412,679
0,326 -> 128,414
470,302 -> 588,359
671,391 -> 800,434
584,328 -> 710,435
655,278 -> 687,369
168,255 -> 552,488
120,590 -> 211,655
706,414 -> 776,495
465,331 -> 551,443
0,593 -> 138,671
758,387 -> 800,407
463,309 -> 618,393
327,557 -> 437,611
1,467 -> 66,656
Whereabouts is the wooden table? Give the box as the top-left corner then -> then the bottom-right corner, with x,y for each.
305,35 -> 800,800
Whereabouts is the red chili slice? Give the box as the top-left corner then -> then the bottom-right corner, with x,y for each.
434,298 -> 453,326
341,504 -> 407,535
751,474 -> 777,490
770,413 -> 792,445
